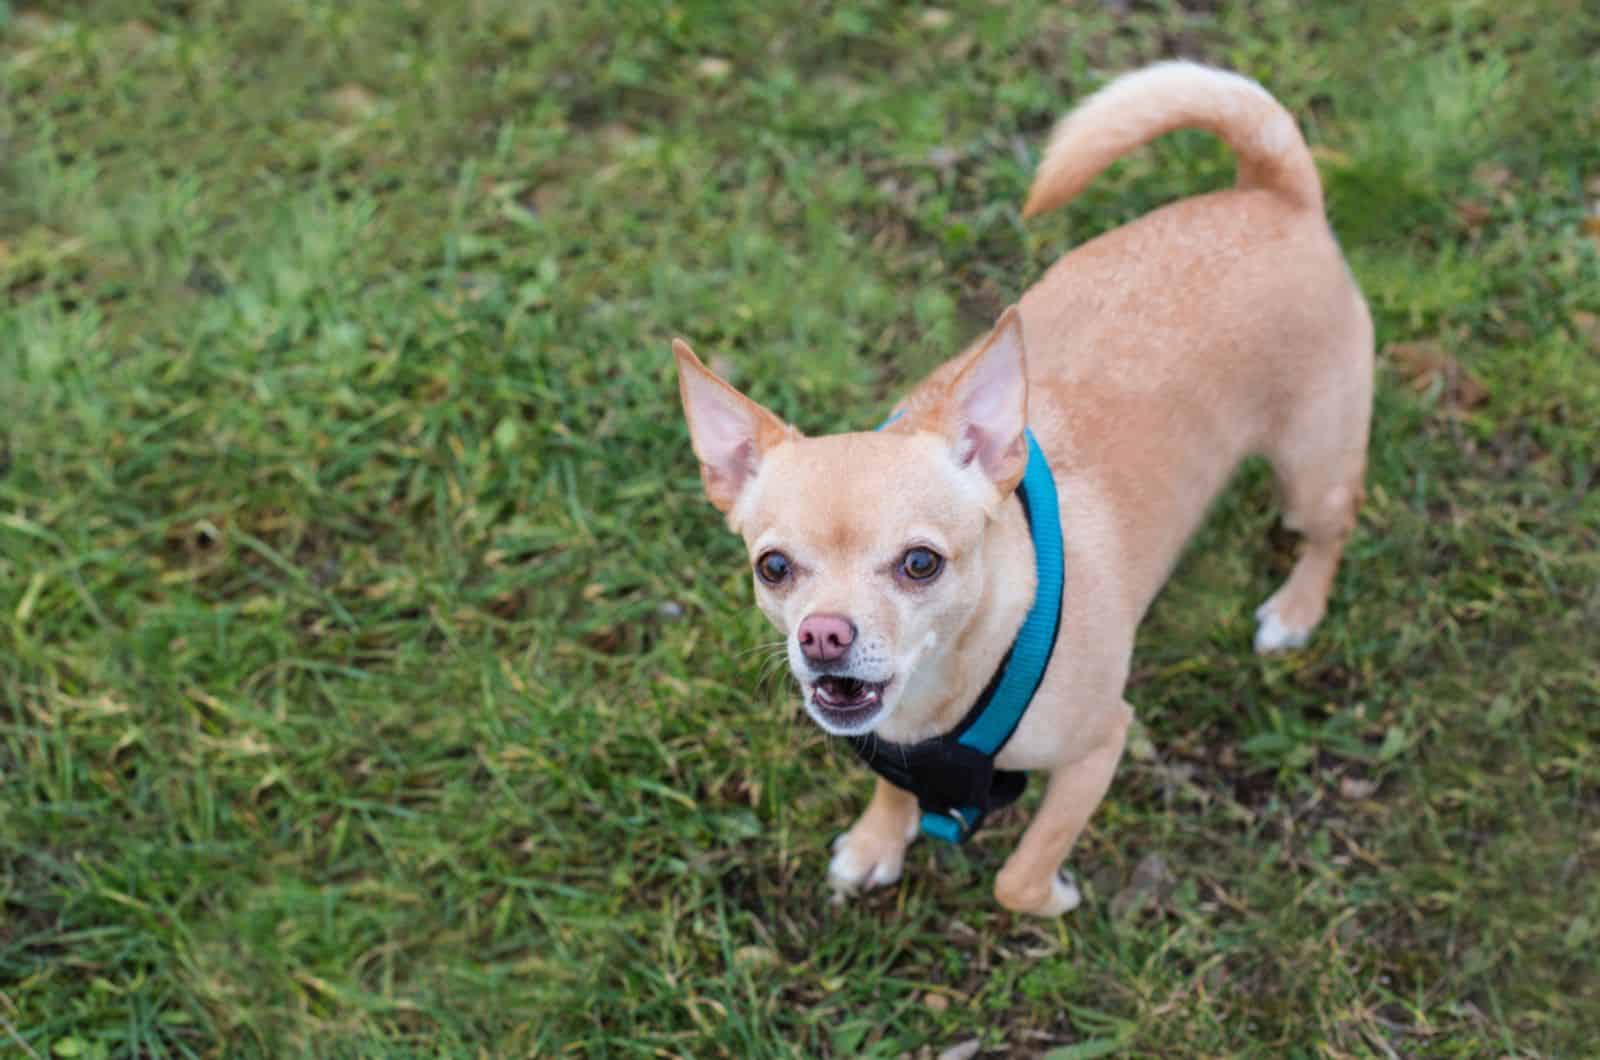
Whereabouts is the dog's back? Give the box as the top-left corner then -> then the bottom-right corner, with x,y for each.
990,63 -> 1372,627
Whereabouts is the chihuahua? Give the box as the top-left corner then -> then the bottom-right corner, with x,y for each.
673,62 -> 1371,916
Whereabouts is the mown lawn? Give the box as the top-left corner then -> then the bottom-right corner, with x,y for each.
2,1 -> 1597,1056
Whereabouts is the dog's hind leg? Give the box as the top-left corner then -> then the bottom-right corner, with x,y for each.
1254,319 -> 1373,653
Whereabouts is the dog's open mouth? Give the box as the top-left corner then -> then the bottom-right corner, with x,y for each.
811,676 -> 889,728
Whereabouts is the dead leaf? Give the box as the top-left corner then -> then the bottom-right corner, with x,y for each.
695,56 -> 732,80
732,945 -> 778,971
1339,776 -> 1379,800
919,8 -> 954,29
581,627 -> 622,654
1389,340 -> 1448,385
11,11 -> 63,39
936,1041 -> 980,1060
1472,162 -> 1513,191
524,184 -> 561,216
1110,852 -> 1176,920
1571,310 -> 1599,350
1584,212 -> 1600,248
922,991 -> 950,1013
596,122 -> 638,150
1387,341 -> 1489,412
941,31 -> 975,59
120,19 -> 159,49
1587,174 -> 1600,198
1454,371 -> 1489,411
1455,200 -> 1491,233
328,83 -> 380,121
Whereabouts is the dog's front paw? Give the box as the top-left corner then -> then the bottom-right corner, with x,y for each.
1253,592 -> 1321,654
827,823 -> 915,897
994,868 -> 1082,917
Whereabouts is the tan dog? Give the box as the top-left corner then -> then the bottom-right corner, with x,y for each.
673,62 -> 1372,916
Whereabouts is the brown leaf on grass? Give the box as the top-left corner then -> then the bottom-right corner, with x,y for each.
1387,341 -> 1489,412
1339,776 -> 1379,800
1584,211 -> 1600,249
581,627 -> 622,654
1110,852 -> 1175,920
521,184 -> 562,217
596,122 -> 639,150
1389,340 -> 1447,384
732,945 -> 778,971
121,19 -> 159,50
328,83 -> 380,121
936,1041 -> 980,1060
1455,200 -> 1491,233
695,56 -> 732,80
1572,311 -> 1600,351
1453,372 -> 1489,411
1472,162 -> 1514,191
941,31 -> 976,59
11,11 -> 63,39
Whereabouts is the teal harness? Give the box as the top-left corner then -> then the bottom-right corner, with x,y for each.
847,421 -> 1065,843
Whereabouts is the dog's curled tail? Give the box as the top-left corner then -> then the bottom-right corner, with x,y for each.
1022,61 -> 1321,219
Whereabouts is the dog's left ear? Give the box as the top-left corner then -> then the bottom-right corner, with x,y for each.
673,339 -> 798,516
938,305 -> 1029,496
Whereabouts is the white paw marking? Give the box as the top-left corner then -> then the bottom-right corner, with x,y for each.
1254,600 -> 1311,654
827,833 -> 905,895
1044,872 -> 1082,916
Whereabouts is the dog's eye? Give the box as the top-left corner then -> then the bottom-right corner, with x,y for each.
899,547 -> 943,582
755,550 -> 792,585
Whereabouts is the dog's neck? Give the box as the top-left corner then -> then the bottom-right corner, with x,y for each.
877,491 -> 1038,745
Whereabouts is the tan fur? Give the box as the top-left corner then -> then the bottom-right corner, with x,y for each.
675,62 -> 1372,915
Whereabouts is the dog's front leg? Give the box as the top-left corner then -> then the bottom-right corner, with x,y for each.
993,703 -> 1131,916
828,777 -> 919,896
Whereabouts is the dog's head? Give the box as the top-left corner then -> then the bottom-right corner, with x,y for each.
674,309 -> 1030,739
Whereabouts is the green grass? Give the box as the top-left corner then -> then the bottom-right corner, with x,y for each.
3,1 -> 1598,1055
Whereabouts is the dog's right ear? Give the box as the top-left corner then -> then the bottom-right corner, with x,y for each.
673,340 -> 797,515
921,305 -> 1030,498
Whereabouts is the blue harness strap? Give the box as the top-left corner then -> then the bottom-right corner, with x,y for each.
954,430 -> 1063,754
847,419 -> 1065,843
